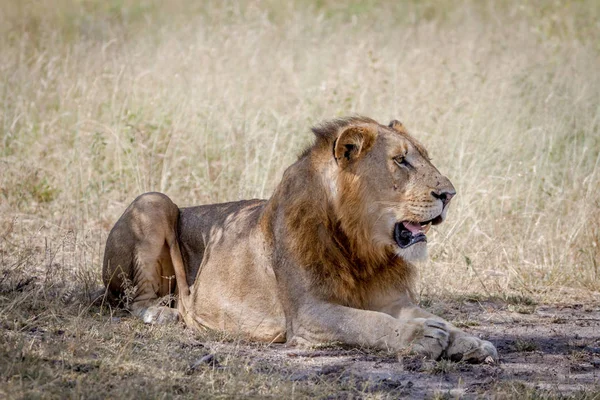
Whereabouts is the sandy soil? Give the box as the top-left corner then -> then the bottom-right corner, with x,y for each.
205,299 -> 600,398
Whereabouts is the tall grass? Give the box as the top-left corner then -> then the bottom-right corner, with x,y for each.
1,0 -> 599,302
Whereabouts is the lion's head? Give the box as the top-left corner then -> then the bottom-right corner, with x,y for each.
312,116 -> 456,263
268,116 -> 456,305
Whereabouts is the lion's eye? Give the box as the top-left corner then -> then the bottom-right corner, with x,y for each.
393,156 -> 411,169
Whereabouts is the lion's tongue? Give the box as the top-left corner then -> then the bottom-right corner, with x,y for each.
403,222 -> 424,234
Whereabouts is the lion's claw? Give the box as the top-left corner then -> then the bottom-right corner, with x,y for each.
445,335 -> 498,364
411,318 -> 450,359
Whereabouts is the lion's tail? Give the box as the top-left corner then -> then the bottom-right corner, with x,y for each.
167,230 -> 194,327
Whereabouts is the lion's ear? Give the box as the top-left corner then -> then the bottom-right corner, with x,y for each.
334,125 -> 377,168
388,120 -> 408,134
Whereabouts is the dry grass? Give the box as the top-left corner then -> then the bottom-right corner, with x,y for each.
1,0 -> 600,398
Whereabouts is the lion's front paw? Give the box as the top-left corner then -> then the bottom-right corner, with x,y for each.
140,306 -> 180,324
445,335 -> 498,363
409,318 -> 450,360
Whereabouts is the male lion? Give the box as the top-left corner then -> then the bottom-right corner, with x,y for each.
103,116 -> 498,363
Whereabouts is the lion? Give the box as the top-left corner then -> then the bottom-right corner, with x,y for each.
102,116 -> 498,363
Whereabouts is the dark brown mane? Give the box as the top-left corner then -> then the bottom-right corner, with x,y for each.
264,117 -> 415,309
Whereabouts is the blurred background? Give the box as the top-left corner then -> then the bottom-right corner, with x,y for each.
1,0 -> 599,302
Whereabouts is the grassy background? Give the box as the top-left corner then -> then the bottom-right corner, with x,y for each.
1,0 -> 599,398
2,0 -> 598,301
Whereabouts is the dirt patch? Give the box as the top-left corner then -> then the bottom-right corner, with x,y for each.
1,283 -> 599,399
202,300 -> 600,398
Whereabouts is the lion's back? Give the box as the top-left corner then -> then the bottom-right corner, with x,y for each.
177,199 -> 267,286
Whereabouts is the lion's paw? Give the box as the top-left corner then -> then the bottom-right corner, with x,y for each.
409,318 -> 450,360
140,306 -> 180,325
445,335 -> 498,364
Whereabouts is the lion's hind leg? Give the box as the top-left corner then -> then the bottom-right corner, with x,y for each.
103,192 -> 181,324
130,238 -> 180,324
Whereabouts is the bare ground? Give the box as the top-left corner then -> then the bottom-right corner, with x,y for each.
205,300 -> 600,399
263,301 -> 600,398
1,276 -> 599,399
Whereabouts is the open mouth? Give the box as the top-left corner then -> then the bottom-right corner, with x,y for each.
394,215 -> 444,249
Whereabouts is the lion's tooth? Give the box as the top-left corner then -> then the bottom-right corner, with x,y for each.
422,223 -> 431,234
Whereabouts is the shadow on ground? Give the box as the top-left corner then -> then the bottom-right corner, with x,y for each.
1,275 -> 599,399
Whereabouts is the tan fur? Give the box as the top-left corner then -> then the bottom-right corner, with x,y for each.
102,117 -> 498,362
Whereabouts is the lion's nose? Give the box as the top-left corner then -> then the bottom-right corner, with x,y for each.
431,190 -> 456,207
